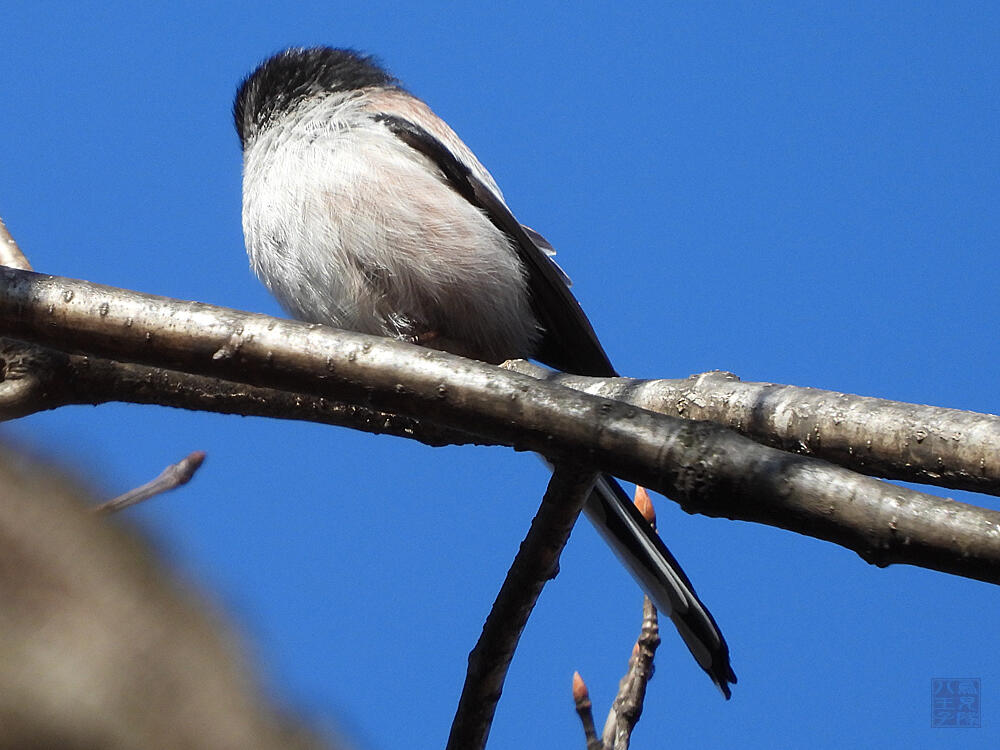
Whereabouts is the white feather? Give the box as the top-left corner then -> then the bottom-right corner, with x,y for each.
241,90 -> 540,363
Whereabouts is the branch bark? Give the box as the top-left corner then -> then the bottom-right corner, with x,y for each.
6,330 -> 999,501
0,338 -> 468,447
446,465 -> 598,750
503,363 -> 1000,497
601,490 -> 661,750
602,598 -> 660,750
1,268 -> 999,584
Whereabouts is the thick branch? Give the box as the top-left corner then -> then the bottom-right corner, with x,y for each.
1,268 -> 999,583
8,332 -> 1000,502
446,465 -> 598,750
504,364 -> 1000,498
0,338 -> 469,447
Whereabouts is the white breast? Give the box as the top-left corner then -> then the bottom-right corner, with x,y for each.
241,90 -> 541,363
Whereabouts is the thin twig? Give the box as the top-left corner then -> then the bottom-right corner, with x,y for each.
94,451 -> 206,514
0,216 -> 31,271
602,599 -> 661,750
573,672 -> 604,750
446,465 -> 599,750
602,488 -> 661,749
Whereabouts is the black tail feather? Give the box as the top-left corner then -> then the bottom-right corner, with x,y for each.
582,475 -> 737,698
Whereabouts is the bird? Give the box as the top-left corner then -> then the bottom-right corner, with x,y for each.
233,46 -> 736,698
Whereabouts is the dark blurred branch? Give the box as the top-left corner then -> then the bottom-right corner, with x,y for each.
446,465 -> 598,750
0,443 -> 332,750
1,268 -> 999,584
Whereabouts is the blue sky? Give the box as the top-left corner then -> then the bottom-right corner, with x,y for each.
2,2 -> 998,747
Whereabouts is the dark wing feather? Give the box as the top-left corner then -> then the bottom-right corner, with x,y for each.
373,114 -> 615,377
374,112 -> 737,699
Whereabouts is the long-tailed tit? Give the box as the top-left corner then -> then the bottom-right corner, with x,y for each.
234,46 -> 736,697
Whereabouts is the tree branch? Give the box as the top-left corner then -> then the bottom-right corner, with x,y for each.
0,216 -> 31,271
602,598 -> 660,750
572,672 -> 603,750
0,442 -> 331,749
601,489 -> 660,750
1,268 -> 999,584
7,329 -> 999,503
0,338 -> 470,447
503,363 -> 1000,498
446,465 -> 598,750
94,451 -> 207,514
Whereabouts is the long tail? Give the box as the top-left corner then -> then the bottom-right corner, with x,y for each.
583,474 -> 737,698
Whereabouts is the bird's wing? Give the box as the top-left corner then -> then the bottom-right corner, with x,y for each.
373,111 -> 737,699
372,113 -> 615,376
